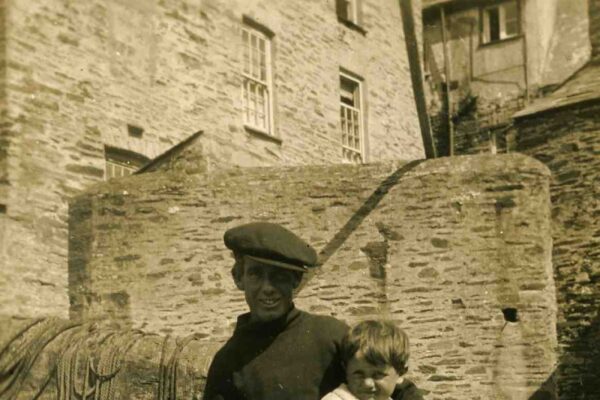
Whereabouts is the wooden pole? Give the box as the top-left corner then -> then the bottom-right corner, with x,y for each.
399,0 -> 437,159
520,0 -> 530,103
440,5 -> 454,156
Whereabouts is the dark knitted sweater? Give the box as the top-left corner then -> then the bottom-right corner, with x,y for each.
203,307 -> 348,400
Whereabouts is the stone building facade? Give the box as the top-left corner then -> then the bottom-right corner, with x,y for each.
0,0 -> 426,317
422,0 -> 591,155
513,61 -> 600,399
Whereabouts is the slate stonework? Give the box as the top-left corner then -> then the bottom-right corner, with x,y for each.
515,101 -> 600,399
61,153 -> 557,399
0,0 -> 424,319
591,0 -> 600,61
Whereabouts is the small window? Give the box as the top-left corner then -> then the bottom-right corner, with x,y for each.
104,146 -> 149,180
336,0 -> 360,25
127,124 -> 144,138
241,23 -> 273,135
339,72 -> 365,163
482,1 -> 519,44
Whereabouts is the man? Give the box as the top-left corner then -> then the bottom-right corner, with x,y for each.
203,222 -> 348,400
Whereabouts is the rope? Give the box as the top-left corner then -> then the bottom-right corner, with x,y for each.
0,318 -> 44,362
55,326 -> 146,400
0,317 -> 79,400
57,326 -> 91,400
1,318 -> 196,400
92,330 -> 144,400
158,335 -> 172,400
31,363 -> 57,400
158,333 -> 205,400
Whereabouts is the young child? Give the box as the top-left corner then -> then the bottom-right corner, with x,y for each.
322,320 -> 423,400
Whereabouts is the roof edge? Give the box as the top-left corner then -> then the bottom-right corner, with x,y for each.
136,131 -> 204,174
513,96 -> 600,120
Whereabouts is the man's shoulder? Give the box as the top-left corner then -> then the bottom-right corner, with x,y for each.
299,310 -> 347,327
297,310 -> 348,336
206,341 -> 229,368
209,333 -> 244,365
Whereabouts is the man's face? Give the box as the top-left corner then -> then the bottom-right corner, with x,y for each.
237,258 -> 301,322
345,351 -> 400,400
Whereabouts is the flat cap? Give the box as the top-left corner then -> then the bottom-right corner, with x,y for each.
224,222 -> 317,272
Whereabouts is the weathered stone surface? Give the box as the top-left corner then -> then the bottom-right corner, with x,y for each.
0,0 -> 424,319
61,153 -> 555,399
516,100 -> 600,399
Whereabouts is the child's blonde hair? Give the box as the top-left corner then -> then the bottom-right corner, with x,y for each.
341,320 -> 409,375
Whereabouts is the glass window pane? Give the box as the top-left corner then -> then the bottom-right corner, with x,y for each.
241,27 -> 272,133
505,21 -> 518,36
254,53 -> 260,79
260,55 -> 266,81
243,49 -> 250,74
339,74 -> 363,161
253,84 -> 259,126
250,46 -> 255,77
243,80 -> 248,122
340,77 -> 357,107
503,1 -> 519,36
487,8 -> 500,42
504,2 -> 517,20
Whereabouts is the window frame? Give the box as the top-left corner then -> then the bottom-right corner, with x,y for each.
104,145 -> 149,180
338,0 -> 358,24
241,22 -> 275,137
336,0 -> 366,34
480,0 -> 520,45
339,71 -> 365,164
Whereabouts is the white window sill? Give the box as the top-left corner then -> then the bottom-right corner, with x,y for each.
479,34 -> 522,48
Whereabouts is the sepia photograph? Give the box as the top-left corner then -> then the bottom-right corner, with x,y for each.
1,0 -> 598,399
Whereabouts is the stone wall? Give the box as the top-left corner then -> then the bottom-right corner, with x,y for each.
515,101 -> 600,399
591,0 -> 600,61
0,0 -> 424,319
65,153 -> 556,399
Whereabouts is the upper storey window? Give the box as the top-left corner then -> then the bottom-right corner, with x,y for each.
242,24 -> 273,135
340,72 -> 365,163
337,0 -> 359,24
336,0 -> 366,34
481,0 -> 519,44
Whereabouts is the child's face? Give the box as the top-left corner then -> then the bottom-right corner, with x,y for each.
345,352 -> 401,400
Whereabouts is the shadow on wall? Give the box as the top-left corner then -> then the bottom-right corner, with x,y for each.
299,159 -> 425,291
528,309 -> 600,399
